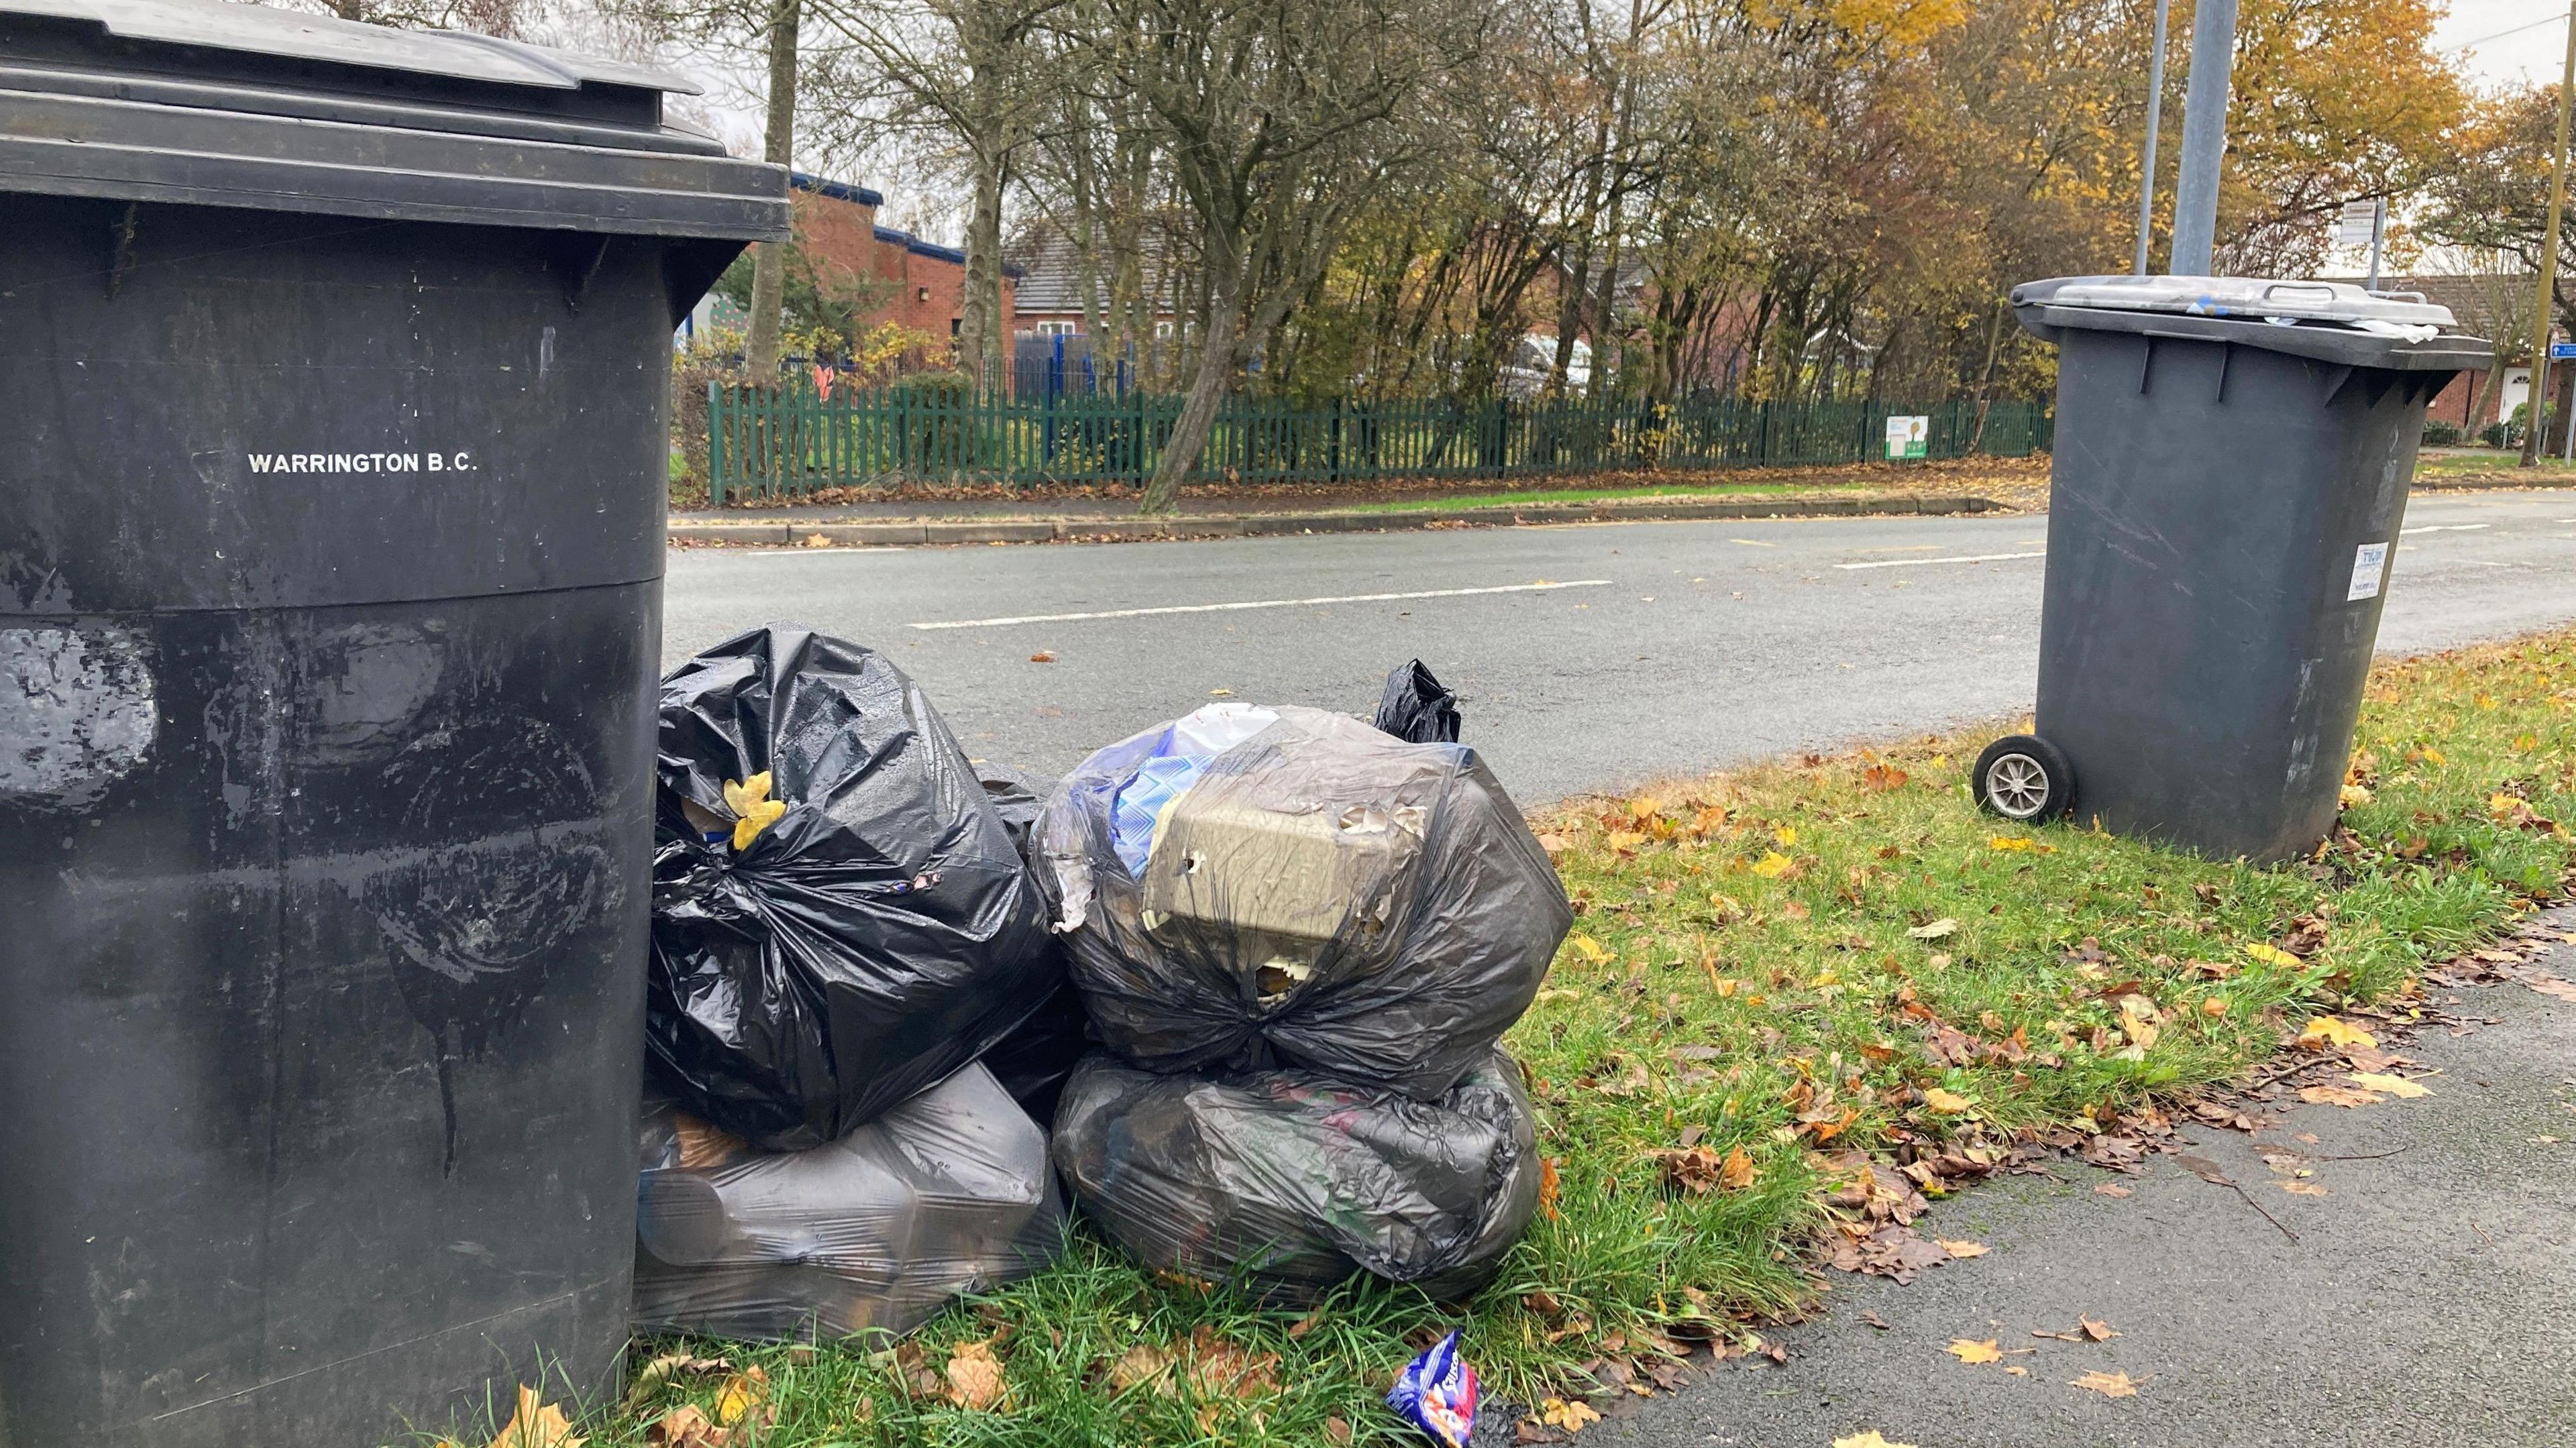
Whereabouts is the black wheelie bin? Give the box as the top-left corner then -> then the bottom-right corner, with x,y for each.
0,1 -> 787,1443
1976,276 -> 2491,861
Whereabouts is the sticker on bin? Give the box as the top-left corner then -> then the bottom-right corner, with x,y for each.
2347,541 -> 2390,602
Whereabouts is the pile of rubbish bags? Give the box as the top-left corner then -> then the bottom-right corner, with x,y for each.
635,632 -> 1568,1339
1041,696 -> 1570,1302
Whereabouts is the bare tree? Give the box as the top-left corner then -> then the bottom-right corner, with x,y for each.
1068,0 -> 1491,511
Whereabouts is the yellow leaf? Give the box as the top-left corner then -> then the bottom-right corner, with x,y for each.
2070,1370 -> 2139,1398
1988,835 -> 2035,852
1629,795 -> 1661,820
1749,851 -> 1794,879
1538,1398 -> 1603,1432
1834,1434 -> 1922,1448
1774,825 -> 1799,846
945,1340 -> 1010,1412
2347,1071 -> 2431,1099
2514,732 -> 2538,752
2339,783 -> 2373,808
1568,934 -> 1610,964
1209,687 -> 1234,697
2475,692 -> 2498,710
1938,1239 -> 1989,1258
1922,1087 -> 1972,1114
2295,1015 -> 2377,1050
2491,793 -> 2527,818
2279,1180 -> 2331,1196
721,773 -> 787,851
711,1367 -> 769,1428
486,1386 -> 585,1448
2244,943 -> 2302,968
1946,1338 -> 2002,1364
1907,918 -> 1958,940
2419,745 -> 2448,767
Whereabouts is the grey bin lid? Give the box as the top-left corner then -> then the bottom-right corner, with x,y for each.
2012,274 -> 2493,373
0,0 -> 788,240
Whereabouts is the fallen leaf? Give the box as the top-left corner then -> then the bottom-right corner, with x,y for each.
624,1353 -> 733,1409
1922,1087 -> 1973,1115
1719,1144 -> 1759,1190
485,1386 -> 585,1448
2339,783 -> 2373,807
1947,1339 -> 2003,1365
2298,1084 -> 2385,1108
2004,1364 -> 2030,1377
1539,1156 -> 1562,1219
1937,1240 -> 1989,1259
1568,934 -> 1611,964
1108,1343 -> 1174,1396
2080,1318 -> 2118,1342
712,1367 -> 769,1429
1860,1311 -> 1892,1330
1326,1416 -> 1353,1445
2347,1071 -> 2431,1099
1908,918 -> 1959,940
1538,1398 -> 1602,1433
1287,1308 -> 1325,1340
644,1405 -> 716,1448
2070,1370 -> 2139,1398
2523,975 -> 2576,1002
2245,942 -> 2303,968
1988,835 -> 2037,852
2279,1180 -> 2330,1196
1860,763 -> 1911,791
1833,1433 -> 1921,1448
2296,1015 -> 2378,1051
1028,651 -> 1057,663
2093,1183 -> 2131,1198
1749,851 -> 1795,878
721,773 -> 786,852
1208,687 -> 1234,697
802,532 -> 831,548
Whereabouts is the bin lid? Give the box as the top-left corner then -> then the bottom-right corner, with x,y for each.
2013,274 -> 2494,372
0,0 -> 788,239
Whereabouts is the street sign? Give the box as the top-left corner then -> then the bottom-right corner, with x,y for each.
1884,414 -> 1929,461
2552,341 -> 2576,361
2331,199 -> 2379,248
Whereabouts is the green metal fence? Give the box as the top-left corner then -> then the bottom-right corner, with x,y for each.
704,384 -> 2052,503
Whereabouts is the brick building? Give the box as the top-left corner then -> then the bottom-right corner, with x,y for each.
784,172 -> 1018,351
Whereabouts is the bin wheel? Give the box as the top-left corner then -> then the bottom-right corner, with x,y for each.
1973,734 -> 2073,822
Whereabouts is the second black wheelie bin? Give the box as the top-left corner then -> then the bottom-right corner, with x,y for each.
1978,276 -> 2491,861
0,1 -> 786,1443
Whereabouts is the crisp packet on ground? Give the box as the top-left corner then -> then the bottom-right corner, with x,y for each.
1387,1330 -> 1478,1447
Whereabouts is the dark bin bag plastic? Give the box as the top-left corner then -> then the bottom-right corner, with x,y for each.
1038,705 -> 1570,1098
649,626 -> 1058,1150
635,1062 -> 1063,1342
1053,1048 -> 1540,1304
974,763 -> 1093,1120
1375,659 -> 1462,744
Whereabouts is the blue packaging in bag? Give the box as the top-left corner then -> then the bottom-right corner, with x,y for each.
1387,1331 -> 1478,1447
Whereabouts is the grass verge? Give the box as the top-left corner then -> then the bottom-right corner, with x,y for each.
1346,480 -> 1811,512
574,632 -> 2575,1448
2416,451 -> 2576,485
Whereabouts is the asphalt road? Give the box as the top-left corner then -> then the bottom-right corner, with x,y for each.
1613,911 -> 2576,1448
664,487 -> 2576,803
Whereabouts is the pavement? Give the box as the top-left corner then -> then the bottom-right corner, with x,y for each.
663,486 -> 2576,803
1613,911 -> 2576,1448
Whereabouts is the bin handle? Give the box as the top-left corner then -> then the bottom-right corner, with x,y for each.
2258,283 -> 2338,304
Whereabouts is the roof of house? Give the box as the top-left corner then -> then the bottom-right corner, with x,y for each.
870,224 -> 1022,278
790,171 -> 883,208
1008,233 -> 1174,317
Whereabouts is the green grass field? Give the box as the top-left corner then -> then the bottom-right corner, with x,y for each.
508,632 -> 2576,1448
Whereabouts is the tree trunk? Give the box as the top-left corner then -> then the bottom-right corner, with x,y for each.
959,143 -> 1006,392
744,0 -> 801,380
1140,291 -> 1241,514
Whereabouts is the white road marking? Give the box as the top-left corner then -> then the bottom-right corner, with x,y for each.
2404,523 -> 2491,535
1728,538 -> 1778,547
908,579 -> 1613,630
1834,551 -> 2047,571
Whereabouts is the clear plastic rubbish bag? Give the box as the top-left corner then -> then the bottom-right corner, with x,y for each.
1052,1048 -> 1540,1304
634,1062 -> 1063,1343
1038,704 -> 1569,1097
649,626 -> 1059,1150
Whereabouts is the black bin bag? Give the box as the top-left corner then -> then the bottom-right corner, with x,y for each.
649,626 -> 1058,1150
1038,704 -> 1569,1098
1053,1048 -> 1541,1304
